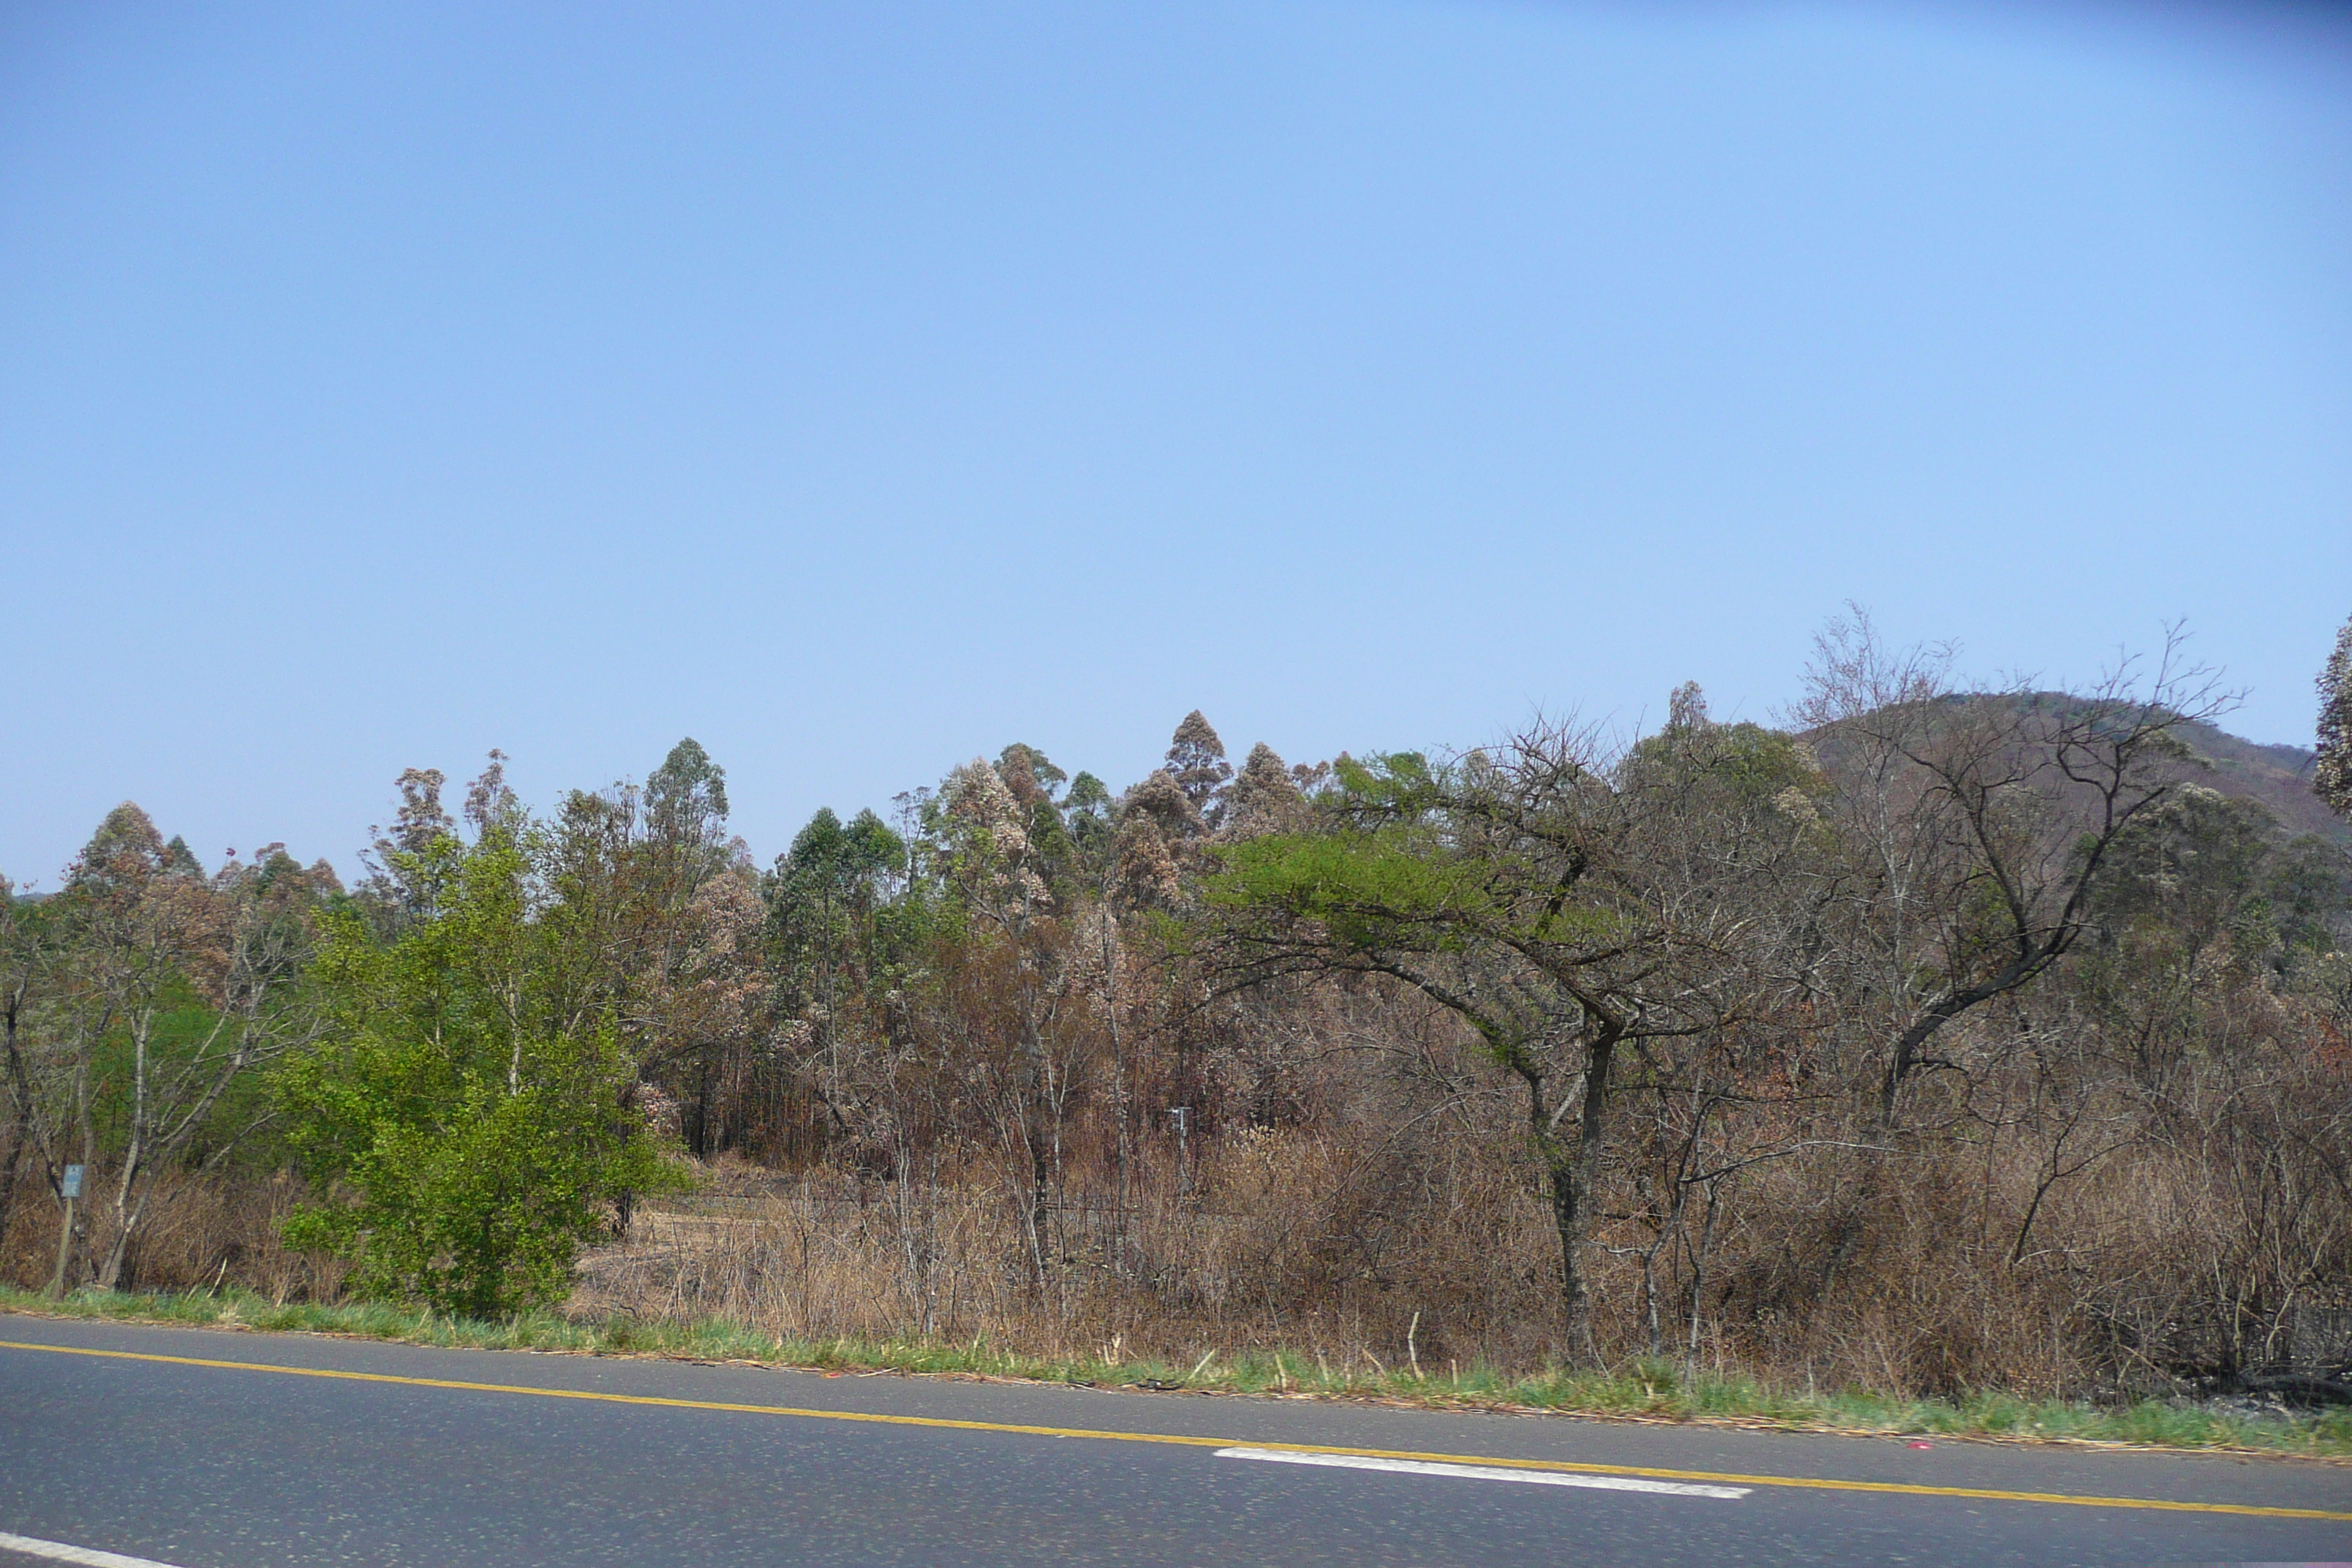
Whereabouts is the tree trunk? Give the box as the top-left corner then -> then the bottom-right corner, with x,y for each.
97,1153 -> 143,1292
1014,961 -> 1054,1292
97,1013 -> 154,1292
1540,1025 -> 1621,1363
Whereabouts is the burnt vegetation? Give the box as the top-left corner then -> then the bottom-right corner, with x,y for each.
6,612 -> 2351,1409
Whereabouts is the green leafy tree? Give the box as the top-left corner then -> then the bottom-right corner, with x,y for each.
1062,772 -> 1115,870
766,804 -> 907,1137
538,741 -> 769,1159
279,823 -> 683,1318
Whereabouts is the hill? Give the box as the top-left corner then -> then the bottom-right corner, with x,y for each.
2174,717 -> 2348,844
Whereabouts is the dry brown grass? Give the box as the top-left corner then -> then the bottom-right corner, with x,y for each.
0,1168 -> 338,1303
7,1030 -> 2340,1409
562,1134 -> 2124,1394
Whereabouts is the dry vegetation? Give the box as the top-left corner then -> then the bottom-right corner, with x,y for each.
7,615 -> 2352,1428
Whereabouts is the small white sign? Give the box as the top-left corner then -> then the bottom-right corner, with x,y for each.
60,1164 -> 83,1200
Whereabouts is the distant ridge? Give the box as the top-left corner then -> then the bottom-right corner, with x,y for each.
1807,694 -> 2347,846
2172,717 -> 2346,844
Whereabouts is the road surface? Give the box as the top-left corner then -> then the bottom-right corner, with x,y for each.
1,1313 -> 2346,1566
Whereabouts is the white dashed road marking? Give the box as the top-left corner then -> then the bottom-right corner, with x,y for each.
0,1532 -> 190,1568
1215,1447 -> 1752,1499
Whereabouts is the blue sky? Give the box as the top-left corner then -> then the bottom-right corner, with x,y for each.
3,0 -> 2348,880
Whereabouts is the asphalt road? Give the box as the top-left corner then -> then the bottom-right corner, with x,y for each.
1,1314 -> 2347,1567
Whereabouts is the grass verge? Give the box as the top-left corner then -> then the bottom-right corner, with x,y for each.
4,1284 -> 2345,1459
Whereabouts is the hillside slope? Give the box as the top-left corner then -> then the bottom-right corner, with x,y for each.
2174,718 -> 2347,843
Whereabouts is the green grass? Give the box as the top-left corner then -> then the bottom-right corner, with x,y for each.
5,1285 -> 2346,1459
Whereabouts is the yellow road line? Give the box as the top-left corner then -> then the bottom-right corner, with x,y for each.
4,1338 -> 2346,1522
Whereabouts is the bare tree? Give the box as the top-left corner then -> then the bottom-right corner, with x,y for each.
1795,611 -> 2236,1126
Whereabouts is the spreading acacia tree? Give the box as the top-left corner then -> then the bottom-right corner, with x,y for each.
1202,712 -> 1817,1359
